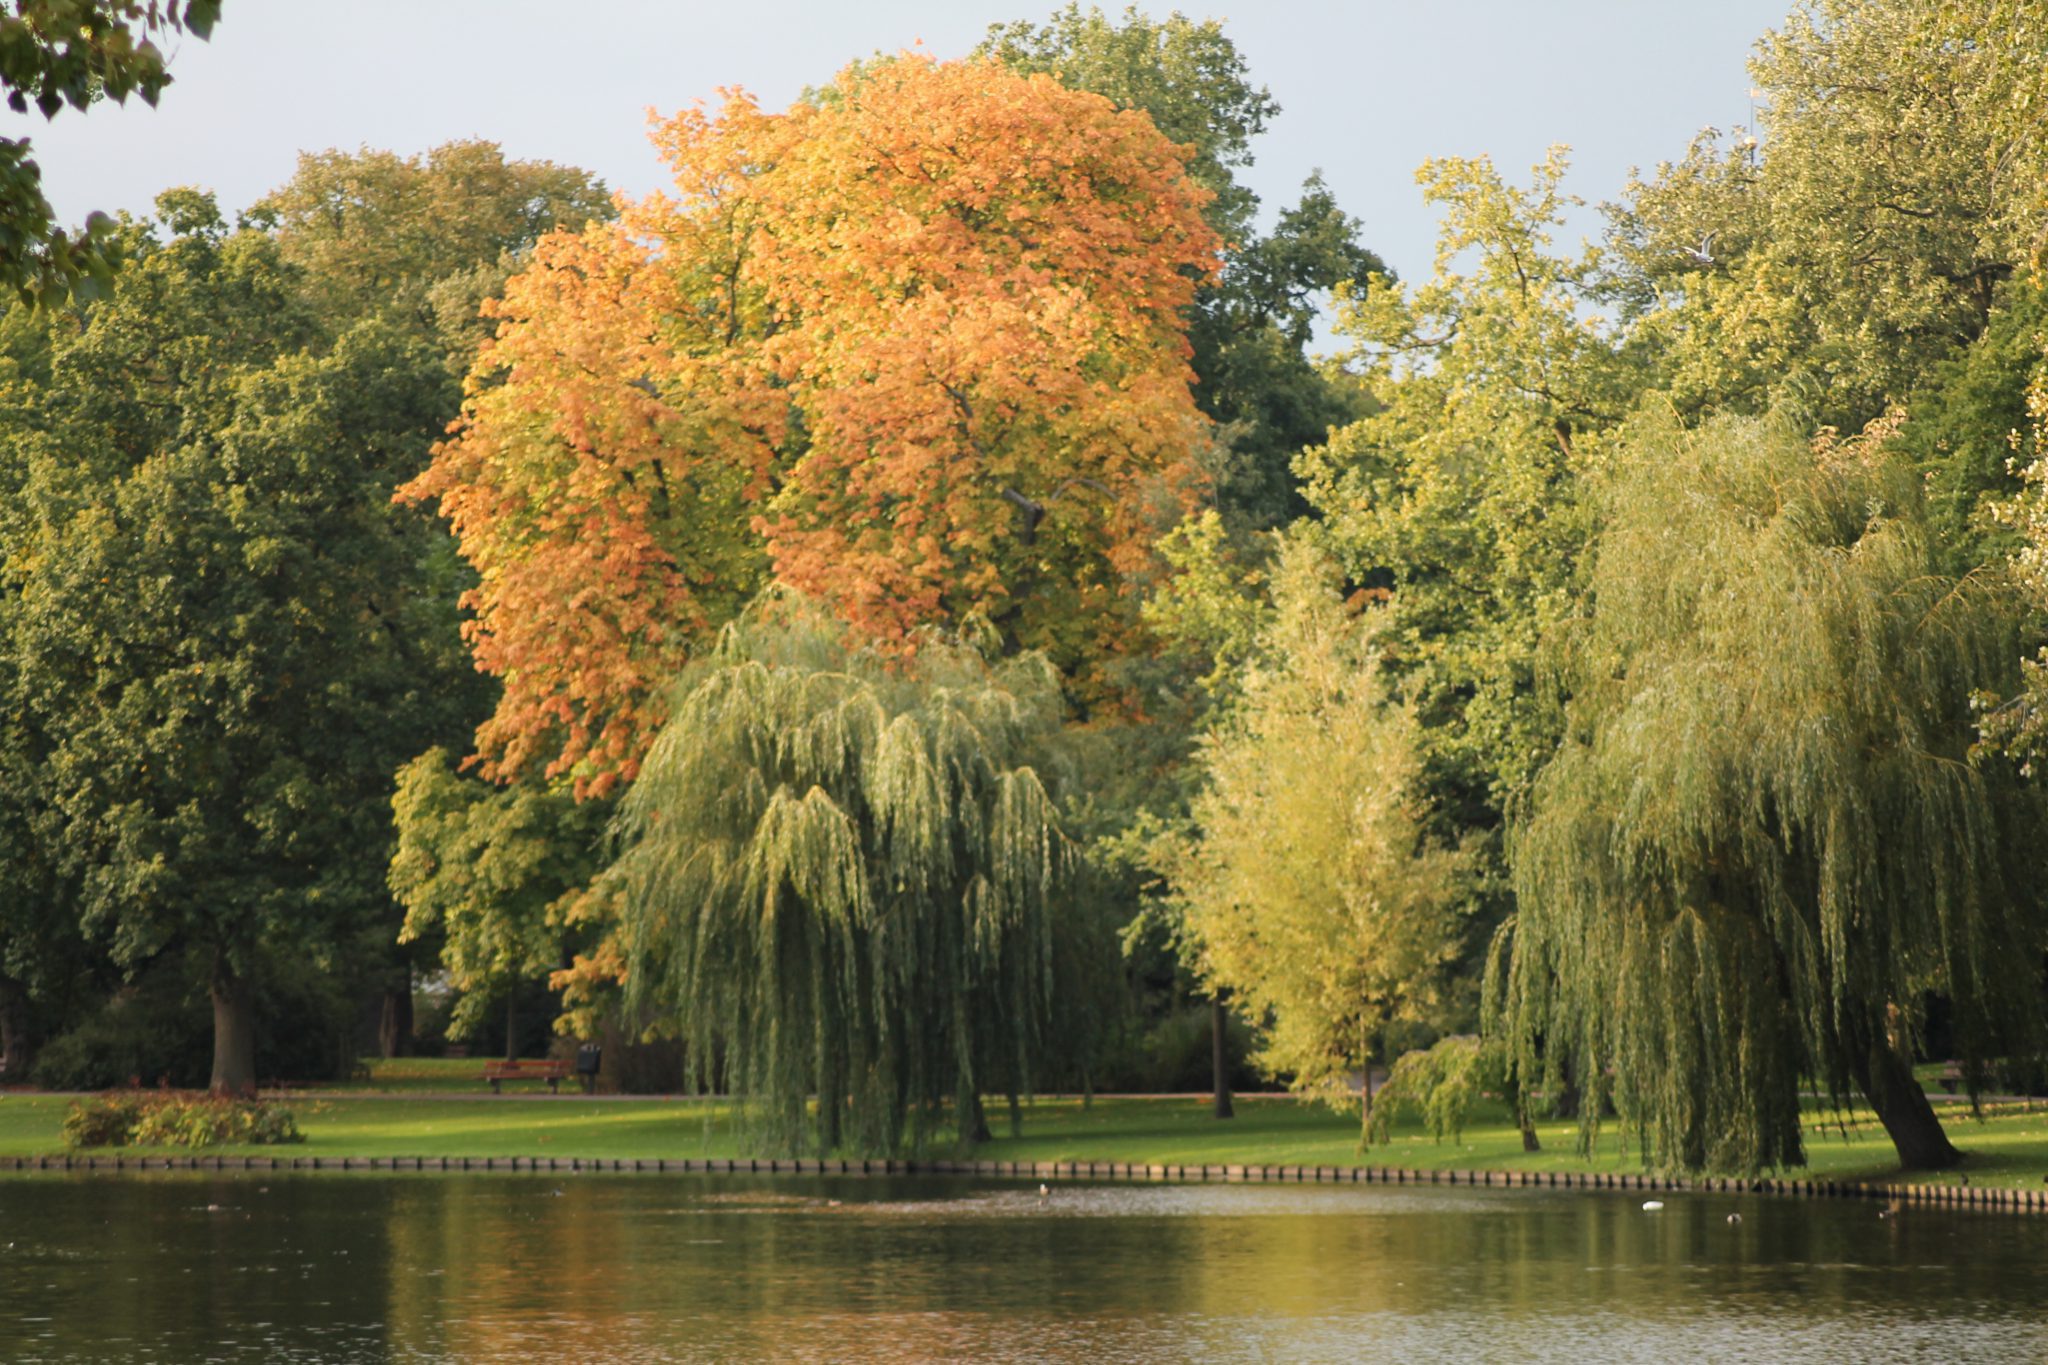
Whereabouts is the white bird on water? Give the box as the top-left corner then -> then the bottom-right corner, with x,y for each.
1641,1200 -> 1665,1212
1038,1183 -> 1050,1201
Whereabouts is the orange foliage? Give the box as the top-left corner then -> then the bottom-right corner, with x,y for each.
403,54 -> 1218,795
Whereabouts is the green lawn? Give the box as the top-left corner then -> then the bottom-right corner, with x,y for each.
5,1087 -> 2047,1190
984,1094 -> 2048,1190
306,1055 -> 570,1095
0,1093 -> 743,1160
326,1056 -> 2010,1101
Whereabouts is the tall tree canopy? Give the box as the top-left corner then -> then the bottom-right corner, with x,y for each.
980,5 -> 1384,531
259,140 -> 613,1053
1294,152 -> 1641,1022
1303,151 -> 1637,820
253,139 -> 613,357
611,600 -> 1073,1154
1503,410 -> 2048,1173
240,143 -> 610,511
403,53 -> 1219,799
1607,0 -> 2048,431
3,196 -> 475,1091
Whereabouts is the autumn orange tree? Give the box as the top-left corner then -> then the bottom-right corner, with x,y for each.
402,53 -> 1220,799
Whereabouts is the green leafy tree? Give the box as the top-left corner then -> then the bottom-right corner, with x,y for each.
251,140 -> 612,364
0,0 -> 218,303
1891,276 -> 2048,576
1606,0 -> 2048,431
1158,539 -> 1468,1139
1504,409 -> 2047,1173
610,599 -> 1074,1154
4,197 -> 476,1092
249,141 -> 610,1050
389,750 -> 608,1058
1297,152 -> 1640,1010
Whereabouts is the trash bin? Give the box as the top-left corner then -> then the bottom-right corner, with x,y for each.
575,1044 -> 602,1093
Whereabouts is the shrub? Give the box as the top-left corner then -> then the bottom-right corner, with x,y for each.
63,1092 -> 304,1149
34,947 -> 359,1090
1367,1035 -> 1504,1146
60,1093 -> 146,1148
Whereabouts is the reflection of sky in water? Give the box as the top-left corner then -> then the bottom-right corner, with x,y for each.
4,1174 -> 2045,1362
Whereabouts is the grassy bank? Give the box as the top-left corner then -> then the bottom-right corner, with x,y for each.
5,1086 -> 2047,1190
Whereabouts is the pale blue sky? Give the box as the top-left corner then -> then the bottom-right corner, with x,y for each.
11,1 -> 1792,286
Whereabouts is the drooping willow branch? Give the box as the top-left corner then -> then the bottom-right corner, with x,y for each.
609,597 -> 1074,1155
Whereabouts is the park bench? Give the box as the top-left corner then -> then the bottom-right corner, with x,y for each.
480,1058 -> 573,1094
1935,1062 -> 1965,1094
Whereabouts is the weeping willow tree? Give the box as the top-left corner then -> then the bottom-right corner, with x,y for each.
1502,409 -> 2048,1174
610,599 -> 1071,1155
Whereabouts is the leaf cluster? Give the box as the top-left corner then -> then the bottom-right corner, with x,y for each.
0,1 -> 218,304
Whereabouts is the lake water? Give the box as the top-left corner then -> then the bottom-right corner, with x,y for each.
2,1173 -> 2045,1361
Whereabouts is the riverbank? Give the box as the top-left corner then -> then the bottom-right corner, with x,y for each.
4,1090 -> 2046,1194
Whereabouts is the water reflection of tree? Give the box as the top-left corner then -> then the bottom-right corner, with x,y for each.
189,1179 -> 2039,1357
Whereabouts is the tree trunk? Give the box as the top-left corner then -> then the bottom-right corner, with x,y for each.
1552,1053 -> 1580,1120
969,1094 -> 993,1145
1855,1028 -> 1961,1170
377,961 -> 413,1059
819,1053 -> 844,1154
1211,994 -> 1234,1120
504,993 -> 518,1063
209,953 -> 257,1097
1008,1090 -> 1024,1138
0,976 -> 30,1083
1503,1071 -> 1541,1152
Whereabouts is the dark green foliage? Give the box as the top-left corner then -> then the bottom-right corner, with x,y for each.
30,947 -> 358,1089
0,147 -> 606,1087
1897,277 -> 2048,575
1188,176 -> 1382,530
1085,1000 -> 1265,1094
1,195 -> 482,1088
978,4 -> 1275,239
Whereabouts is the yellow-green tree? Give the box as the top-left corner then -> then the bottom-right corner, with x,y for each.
1607,0 -> 2048,429
1162,539 -> 1467,1134
389,750 -> 608,1057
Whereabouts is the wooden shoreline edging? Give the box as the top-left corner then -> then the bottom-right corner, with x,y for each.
2,1152 -> 2044,1211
